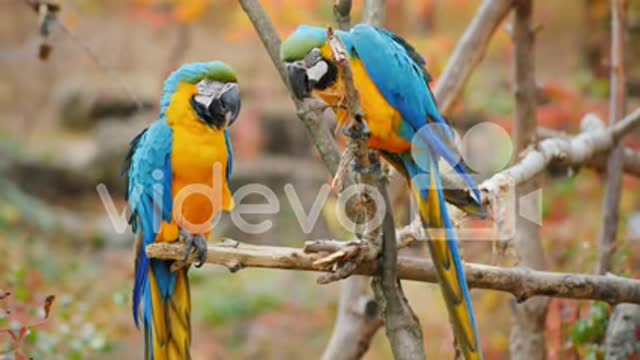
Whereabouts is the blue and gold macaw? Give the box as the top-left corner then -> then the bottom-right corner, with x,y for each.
281,25 -> 484,359
123,61 -> 240,359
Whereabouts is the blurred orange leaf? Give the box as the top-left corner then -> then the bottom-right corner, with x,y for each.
173,0 -> 209,23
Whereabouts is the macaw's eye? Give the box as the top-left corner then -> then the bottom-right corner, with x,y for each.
304,48 -> 322,68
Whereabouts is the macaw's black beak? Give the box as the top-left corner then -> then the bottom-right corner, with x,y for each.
220,84 -> 241,127
192,82 -> 241,129
287,62 -> 311,100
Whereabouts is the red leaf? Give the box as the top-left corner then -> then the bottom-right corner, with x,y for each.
43,295 -> 55,319
18,326 -> 28,341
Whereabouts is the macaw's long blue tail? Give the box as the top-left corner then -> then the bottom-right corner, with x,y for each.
134,234 -> 191,360
400,153 -> 483,360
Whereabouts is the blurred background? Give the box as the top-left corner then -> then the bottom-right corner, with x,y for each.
1,0 -> 639,359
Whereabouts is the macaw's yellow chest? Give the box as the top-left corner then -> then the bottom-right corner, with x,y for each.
315,53 -> 411,154
170,123 -> 234,233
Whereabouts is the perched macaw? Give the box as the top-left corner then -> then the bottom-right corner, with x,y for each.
281,25 -> 484,359
123,61 -> 240,360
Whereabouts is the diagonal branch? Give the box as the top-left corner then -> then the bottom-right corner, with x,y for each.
537,127 -> 640,177
476,108 -> 640,210
434,0 -> 514,114
239,0 -> 343,176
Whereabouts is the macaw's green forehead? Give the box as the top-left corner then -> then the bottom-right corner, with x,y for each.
281,25 -> 354,63
166,61 -> 237,89
280,25 -> 328,62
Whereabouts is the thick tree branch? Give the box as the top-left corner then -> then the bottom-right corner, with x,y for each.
362,0 -> 386,27
605,303 -> 640,358
476,108 -> 640,214
327,29 -> 425,360
322,7 -> 384,360
333,0 -> 352,31
434,0 -> 514,114
322,276 -> 382,360
146,241 -> 640,305
595,0 -> 628,276
509,1 -> 549,359
537,127 -> 640,177
239,0 -> 343,176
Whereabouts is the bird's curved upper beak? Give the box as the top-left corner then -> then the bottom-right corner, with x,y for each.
220,83 -> 241,127
286,62 -> 311,100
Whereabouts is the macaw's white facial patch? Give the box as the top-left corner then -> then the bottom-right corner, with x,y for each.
193,80 -> 235,108
306,60 -> 329,82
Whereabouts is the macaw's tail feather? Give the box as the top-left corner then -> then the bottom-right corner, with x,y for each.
382,153 -> 486,219
144,261 -> 191,360
411,156 -> 483,360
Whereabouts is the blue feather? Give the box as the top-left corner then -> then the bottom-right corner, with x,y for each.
224,130 -> 233,183
430,155 -> 481,338
349,24 -> 480,203
128,120 -> 174,326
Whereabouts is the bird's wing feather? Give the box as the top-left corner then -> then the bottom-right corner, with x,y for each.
349,24 -> 479,202
225,129 -> 233,183
127,120 -> 174,327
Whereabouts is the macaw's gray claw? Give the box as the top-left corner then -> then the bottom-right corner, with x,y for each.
341,119 -> 371,140
350,157 -> 381,176
182,234 -> 194,262
181,233 -> 208,267
193,234 -> 207,268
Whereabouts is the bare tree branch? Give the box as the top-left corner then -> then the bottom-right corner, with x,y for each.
327,29 -> 426,360
477,108 -> 640,212
595,0 -> 628,276
362,0 -> 386,27
333,0 -> 352,31
605,303 -> 640,358
509,1 -> 549,359
321,6 -> 384,360
373,179 -> 425,360
146,241 -> 640,305
239,0 -> 343,176
434,0 -> 514,114
322,276 -> 382,360
537,127 -> 640,177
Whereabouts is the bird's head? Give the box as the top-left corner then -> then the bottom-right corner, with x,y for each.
280,25 -> 351,101
161,61 -> 241,129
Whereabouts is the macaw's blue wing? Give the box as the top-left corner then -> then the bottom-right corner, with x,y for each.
224,129 -> 233,183
349,24 -> 479,203
125,120 -> 174,328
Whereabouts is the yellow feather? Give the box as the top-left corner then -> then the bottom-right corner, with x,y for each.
416,164 -> 481,359
166,83 -> 234,233
148,268 -> 191,360
315,44 -> 411,154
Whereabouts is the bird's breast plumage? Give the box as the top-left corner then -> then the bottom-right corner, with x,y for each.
166,83 -> 234,232
315,48 -> 411,154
